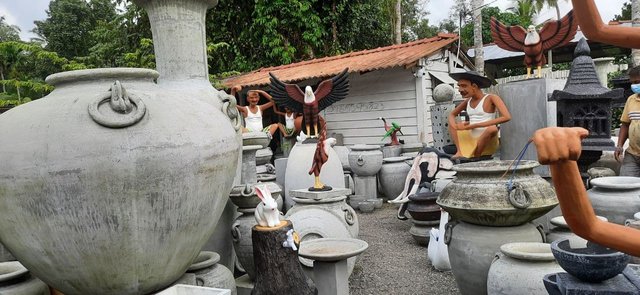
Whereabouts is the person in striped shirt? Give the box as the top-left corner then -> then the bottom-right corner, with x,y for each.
615,66 -> 640,176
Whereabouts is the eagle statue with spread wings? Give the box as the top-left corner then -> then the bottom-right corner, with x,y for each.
269,68 -> 349,138
490,10 -> 578,78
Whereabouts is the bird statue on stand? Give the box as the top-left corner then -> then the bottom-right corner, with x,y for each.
379,117 -> 404,146
490,10 -> 578,79
269,68 -> 349,138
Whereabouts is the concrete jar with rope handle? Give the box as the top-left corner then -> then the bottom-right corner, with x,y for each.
436,159 -> 558,227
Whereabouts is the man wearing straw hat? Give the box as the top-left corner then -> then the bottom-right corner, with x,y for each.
447,71 -> 511,160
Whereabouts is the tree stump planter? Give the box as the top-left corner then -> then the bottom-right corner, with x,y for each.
251,220 -> 316,295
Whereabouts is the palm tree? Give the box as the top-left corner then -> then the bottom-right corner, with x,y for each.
633,0 -> 640,66
472,0 -> 484,74
508,0 -> 538,27
533,0 -> 566,20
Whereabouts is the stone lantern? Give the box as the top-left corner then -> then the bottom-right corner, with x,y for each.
549,38 -> 624,176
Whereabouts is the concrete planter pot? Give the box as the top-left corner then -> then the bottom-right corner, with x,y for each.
0,0 -> 241,293
0,69 -> 239,295
0,261 -> 49,295
378,157 -> 411,199
398,192 -> 441,222
437,160 -> 558,226
348,145 -> 383,177
231,209 -> 257,280
381,145 -> 402,158
187,252 -> 236,295
587,176 -> 640,224
445,222 -> 545,295
487,243 -> 563,295
255,148 -> 272,166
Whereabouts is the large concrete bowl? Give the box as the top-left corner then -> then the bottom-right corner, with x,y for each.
551,239 -> 629,282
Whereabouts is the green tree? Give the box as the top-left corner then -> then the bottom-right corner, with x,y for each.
205,0 -> 394,75
508,0 -> 538,27
33,0 -> 117,59
0,41 -> 63,102
0,16 -> 21,42
614,2 -> 632,20
461,6 -> 521,46
532,0 -> 567,20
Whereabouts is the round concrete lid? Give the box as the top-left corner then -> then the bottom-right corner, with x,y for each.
350,144 -> 381,151
500,242 -> 555,261
383,156 -> 410,163
550,216 -> 607,229
590,176 -> 640,190
298,238 -> 368,262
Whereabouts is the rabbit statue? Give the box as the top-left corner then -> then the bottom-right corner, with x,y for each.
255,185 -> 281,227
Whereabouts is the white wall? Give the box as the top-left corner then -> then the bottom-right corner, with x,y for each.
324,67 -> 419,145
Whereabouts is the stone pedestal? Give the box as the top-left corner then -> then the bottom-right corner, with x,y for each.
274,158 -> 287,190
353,175 -> 377,199
285,189 -> 359,276
382,145 -> 402,158
241,145 -> 262,184
298,238 -> 368,295
430,103 -> 455,152
496,78 -> 565,177
410,219 -> 438,246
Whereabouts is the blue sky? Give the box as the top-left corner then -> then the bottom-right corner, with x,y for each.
0,0 -> 629,41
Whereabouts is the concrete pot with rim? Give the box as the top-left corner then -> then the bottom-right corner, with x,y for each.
378,156 -> 411,200
437,160 -> 558,226
0,0 -> 241,293
187,251 -> 236,295
587,176 -> 640,225
445,221 -> 545,295
0,261 -> 49,295
348,145 -> 383,177
487,243 -> 563,295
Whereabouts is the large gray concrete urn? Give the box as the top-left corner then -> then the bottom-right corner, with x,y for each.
0,0 -> 241,294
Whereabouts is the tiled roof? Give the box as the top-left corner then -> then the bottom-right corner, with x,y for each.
223,33 -> 459,87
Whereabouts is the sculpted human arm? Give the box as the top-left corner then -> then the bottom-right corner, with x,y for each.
447,99 -> 469,131
533,127 -> 640,257
254,90 -> 275,111
571,0 -> 640,49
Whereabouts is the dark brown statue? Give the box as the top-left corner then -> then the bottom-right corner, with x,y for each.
269,69 -> 349,138
308,119 -> 333,191
491,10 -> 578,78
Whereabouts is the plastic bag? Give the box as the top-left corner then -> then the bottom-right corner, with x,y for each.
427,210 -> 451,271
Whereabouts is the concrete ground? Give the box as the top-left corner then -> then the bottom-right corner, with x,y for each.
349,203 -> 459,295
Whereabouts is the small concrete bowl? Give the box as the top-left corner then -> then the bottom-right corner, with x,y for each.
358,201 -> 375,213
368,198 -> 383,209
348,195 -> 367,208
550,239 -> 629,282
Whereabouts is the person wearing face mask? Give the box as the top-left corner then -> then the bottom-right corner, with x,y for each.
447,71 -> 512,160
615,66 -> 640,176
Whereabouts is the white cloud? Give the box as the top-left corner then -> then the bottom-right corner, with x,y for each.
425,0 -> 628,28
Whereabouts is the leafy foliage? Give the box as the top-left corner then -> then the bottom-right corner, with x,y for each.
461,6 -> 522,46
0,16 -> 21,42
614,2 -> 632,21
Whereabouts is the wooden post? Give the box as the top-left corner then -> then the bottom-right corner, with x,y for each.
251,220 -> 316,295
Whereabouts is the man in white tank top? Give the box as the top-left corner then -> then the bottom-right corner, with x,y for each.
447,71 -> 512,159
